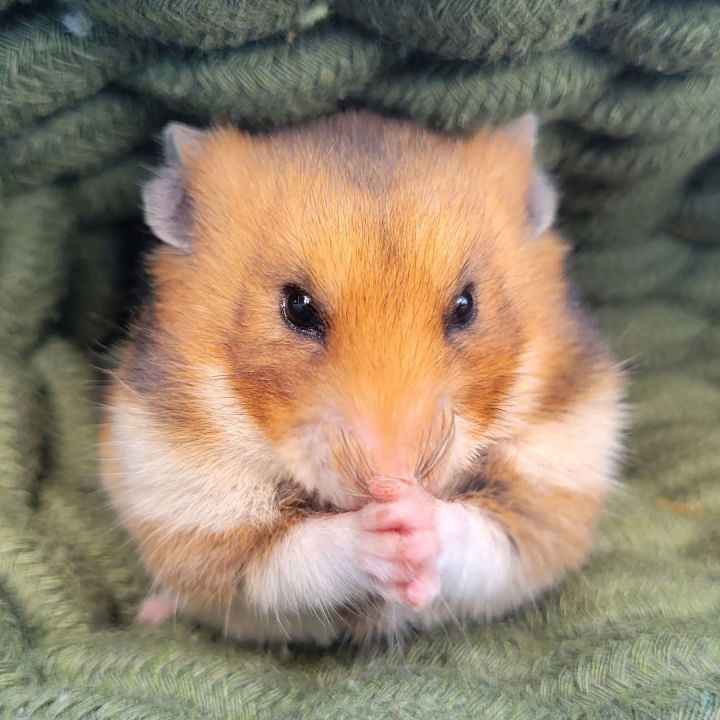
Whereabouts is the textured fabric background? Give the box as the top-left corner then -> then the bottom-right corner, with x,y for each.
0,1 -> 718,717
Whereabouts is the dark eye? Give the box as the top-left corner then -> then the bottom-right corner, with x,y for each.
446,285 -> 476,333
282,285 -> 324,337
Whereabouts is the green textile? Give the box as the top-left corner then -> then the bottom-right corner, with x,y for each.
0,1 -> 718,717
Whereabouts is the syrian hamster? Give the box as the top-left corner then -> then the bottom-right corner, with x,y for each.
100,111 -> 624,644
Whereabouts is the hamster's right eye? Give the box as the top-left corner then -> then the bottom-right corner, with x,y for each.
281,285 -> 325,338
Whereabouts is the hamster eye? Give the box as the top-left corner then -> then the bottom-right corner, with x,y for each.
281,285 -> 324,337
446,285 -> 476,333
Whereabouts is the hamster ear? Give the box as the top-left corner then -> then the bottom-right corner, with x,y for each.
503,113 -> 558,238
142,122 -> 206,251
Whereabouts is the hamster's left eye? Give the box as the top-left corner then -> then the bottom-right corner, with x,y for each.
281,285 -> 325,338
446,285 -> 476,333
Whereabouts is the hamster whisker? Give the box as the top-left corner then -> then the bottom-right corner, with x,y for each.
222,594 -> 233,638
334,426 -> 375,496
415,409 -> 456,482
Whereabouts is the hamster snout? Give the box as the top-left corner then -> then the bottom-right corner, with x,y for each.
325,396 -> 455,501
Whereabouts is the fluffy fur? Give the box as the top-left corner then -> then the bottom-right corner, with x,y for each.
100,111 -> 624,644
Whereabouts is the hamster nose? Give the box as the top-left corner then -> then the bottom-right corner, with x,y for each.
338,396 -> 451,499
351,426 -> 421,498
366,456 -> 419,501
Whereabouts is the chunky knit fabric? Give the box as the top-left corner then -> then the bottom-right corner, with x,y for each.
0,1 -> 718,717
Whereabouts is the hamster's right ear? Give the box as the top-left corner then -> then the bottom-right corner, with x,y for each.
142,122 -> 206,251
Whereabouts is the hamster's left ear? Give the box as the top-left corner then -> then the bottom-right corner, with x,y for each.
142,122 -> 206,251
503,113 -> 558,238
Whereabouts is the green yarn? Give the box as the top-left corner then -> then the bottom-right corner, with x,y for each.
60,227 -> 125,346
563,171 -> 694,246
674,252 -> 720,313
0,92 -> 163,193
0,11 -> 147,139
555,124 -> 720,185
0,688 -> 203,720
65,0 -> 326,51
630,374 -> 720,426
38,484 -> 147,620
367,47 -> 617,131
0,1 -> 719,717
571,233 -> 692,302
581,71 -> 720,138
336,0 -> 648,63
0,588 -> 39,692
0,356 -> 43,510
66,156 -> 145,227
125,26 -> 388,128
597,301 -> 709,369
0,0 -> 30,11
0,190 -> 72,355
591,0 -> 720,73
31,339 -> 97,486
669,188 -> 720,244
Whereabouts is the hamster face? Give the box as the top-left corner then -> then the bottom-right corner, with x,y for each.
136,113 -> 581,509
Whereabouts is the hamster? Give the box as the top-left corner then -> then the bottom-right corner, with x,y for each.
99,111 -> 625,644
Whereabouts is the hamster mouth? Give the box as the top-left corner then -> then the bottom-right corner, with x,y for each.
276,399 -> 462,510
326,404 -> 458,501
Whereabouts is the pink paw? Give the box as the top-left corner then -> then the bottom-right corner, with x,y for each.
358,484 -> 440,609
135,592 -> 176,625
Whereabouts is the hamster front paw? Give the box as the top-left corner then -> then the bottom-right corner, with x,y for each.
357,485 -> 440,609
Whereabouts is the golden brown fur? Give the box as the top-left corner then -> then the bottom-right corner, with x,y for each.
100,112 -> 624,642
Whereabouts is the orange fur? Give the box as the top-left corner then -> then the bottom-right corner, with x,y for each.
101,111 -> 624,642
126,497 -> 313,611
134,115 -> 600,470
451,449 -> 605,592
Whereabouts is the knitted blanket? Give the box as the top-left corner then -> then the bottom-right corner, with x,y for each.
1,1 -> 718,717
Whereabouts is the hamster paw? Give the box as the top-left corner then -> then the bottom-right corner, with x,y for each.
358,486 -> 440,609
135,592 -> 177,625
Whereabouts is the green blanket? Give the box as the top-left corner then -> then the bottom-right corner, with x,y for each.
1,1 -> 719,717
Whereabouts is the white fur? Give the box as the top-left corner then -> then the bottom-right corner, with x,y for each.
276,416 -> 363,510
106,382 -> 282,532
432,414 -> 484,498
416,376 -> 625,626
195,599 -> 344,645
435,501 -> 519,618
241,497 -> 520,634
281,406 -> 485,507
505,380 -> 625,493
243,512 -> 372,615
485,347 -> 545,441
107,351 -> 622,641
